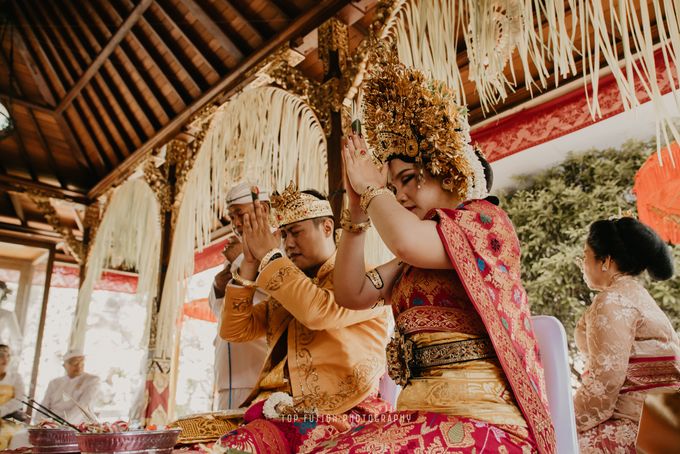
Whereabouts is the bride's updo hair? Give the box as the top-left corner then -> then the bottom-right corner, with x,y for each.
587,217 -> 674,281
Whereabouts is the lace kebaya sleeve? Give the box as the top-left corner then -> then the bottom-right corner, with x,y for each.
573,290 -> 641,432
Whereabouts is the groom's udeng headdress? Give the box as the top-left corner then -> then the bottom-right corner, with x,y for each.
363,41 -> 487,200
271,182 -> 334,227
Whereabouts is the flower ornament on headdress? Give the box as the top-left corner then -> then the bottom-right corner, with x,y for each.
363,41 -> 487,201
271,181 -> 334,227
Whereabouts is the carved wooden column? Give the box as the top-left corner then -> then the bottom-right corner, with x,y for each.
141,131 -> 201,425
318,18 -> 350,221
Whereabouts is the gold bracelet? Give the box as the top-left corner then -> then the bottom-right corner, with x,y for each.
360,186 -> 393,213
258,248 -> 284,273
340,209 -> 372,233
366,268 -> 384,289
232,267 -> 257,288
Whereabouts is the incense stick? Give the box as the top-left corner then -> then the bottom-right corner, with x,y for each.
20,397 -> 82,432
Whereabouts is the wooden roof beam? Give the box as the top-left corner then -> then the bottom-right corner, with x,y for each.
0,174 -> 90,205
152,0 -> 226,75
8,193 -> 27,227
0,94 -> 55,114
181,0 -> 247,60
55,0 -> 153,114
89,0 -> 351,199
10,2 -> 67,97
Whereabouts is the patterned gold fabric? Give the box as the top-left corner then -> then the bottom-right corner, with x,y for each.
390,266 -> 527,427
169,411 -> 243,444
221,253 -> 391,415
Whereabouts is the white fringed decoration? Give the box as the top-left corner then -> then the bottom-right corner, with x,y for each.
386,0 -> 680,164
155,87 -> 327,357
69,179 -> 161,351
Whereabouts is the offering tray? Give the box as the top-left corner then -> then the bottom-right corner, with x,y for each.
28,428 -> 79,454
76,429 -> 181,454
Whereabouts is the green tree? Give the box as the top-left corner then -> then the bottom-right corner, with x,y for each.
499,139 -> 680,376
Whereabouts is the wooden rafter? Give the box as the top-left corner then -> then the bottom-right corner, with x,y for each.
11,2 -> 66,98
224,0 -> 274,42
0,94 -> 54,114
20,0 -> 75,89
57,113 -> 99,177
152,0 -> 226,75
12,33 -> 57,106
8,193 -> 27,227
137,13 -> 207,93
55,0 -> 153,114
89,0 -> 351,199
27,110 -> 67,188
181,0 -> 248,60
111,44 -> 175,120
0,174 -> 90,205
270,0 -> 300,17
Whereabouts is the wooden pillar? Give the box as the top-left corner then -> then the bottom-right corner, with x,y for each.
141,141 -> 179,427
318,18 -> 350,222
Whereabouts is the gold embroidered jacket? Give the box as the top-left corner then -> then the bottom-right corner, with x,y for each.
220,253 -> 390,415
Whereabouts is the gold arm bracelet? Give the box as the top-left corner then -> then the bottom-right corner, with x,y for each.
340,209 -> 372,233
232,267 -> 257,288
366,268 -> 384,290
360,186 -> 394,213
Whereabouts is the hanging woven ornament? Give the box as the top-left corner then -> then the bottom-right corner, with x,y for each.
463,0 -> 522,112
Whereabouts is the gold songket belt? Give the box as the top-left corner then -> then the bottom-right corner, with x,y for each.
387,333 -> 496,386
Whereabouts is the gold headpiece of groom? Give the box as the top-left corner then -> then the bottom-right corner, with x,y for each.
271,182 -> 334,227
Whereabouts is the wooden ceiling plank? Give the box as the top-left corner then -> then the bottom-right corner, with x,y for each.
0,94 -> 54,114
138,13 -> 208,93
10,2 -> 66,98
60,0 -> 105,55
113,44 -> 175,120
224,0 -> 274,41
96,2 -> 193,105
55,0 -> 154,114
7,117 -> 38,182
70,100 -> 115,171
42,0 -> 93,71
26,109 -> 68,189
181,0 -> 249,59
29,2 -> 127,167
11,31 -> 57,106
7,193 -> 27,227
18,0 -> 76,89
89,0 -> 351,199
128,26 -> 194,104
59,113 -> 102,178
269,0 -> 301,17
89,75 -> 141,152
152,0 -> 225,75
79,88 -> 127,163
0,174 -> 90,204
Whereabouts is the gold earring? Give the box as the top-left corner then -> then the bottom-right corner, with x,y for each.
601,264 -> 608,272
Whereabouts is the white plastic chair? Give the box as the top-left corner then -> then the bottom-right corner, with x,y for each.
378,371 -> 401,408
532,315 -> 579,454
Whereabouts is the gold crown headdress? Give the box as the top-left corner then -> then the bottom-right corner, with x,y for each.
271,182 -> 334,227
363,41 -> 487,200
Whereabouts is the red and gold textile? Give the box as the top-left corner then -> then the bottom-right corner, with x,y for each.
432,200 -> 556,453
215,395 -> 392,453
306,412 -> 535,453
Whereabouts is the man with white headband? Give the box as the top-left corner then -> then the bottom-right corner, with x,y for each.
38,349 -> 100,424
208,181 -> 269,409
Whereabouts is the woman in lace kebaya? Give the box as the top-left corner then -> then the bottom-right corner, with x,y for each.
575,217 -> 680,453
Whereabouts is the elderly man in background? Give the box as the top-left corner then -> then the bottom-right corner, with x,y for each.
39,349 -> 100,424
208,182 -> 269,409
